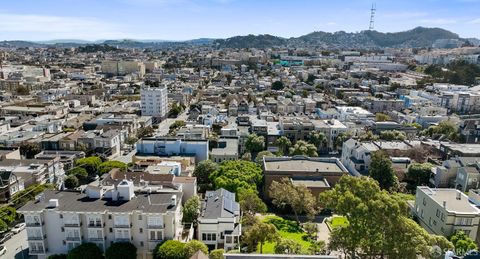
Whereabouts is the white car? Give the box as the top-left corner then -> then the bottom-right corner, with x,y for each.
11,223 -> 26,234
0,246 -> 6,255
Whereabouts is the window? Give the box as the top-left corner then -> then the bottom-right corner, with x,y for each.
423,198 -> 426,206
114,229 -> 130,240
114,215 -> 129,227
441,213 -> 445,222
140,241 -> 144,247
140,228 -> 143,233
455,217 -> 473,226
147,216 -> 163,227
436,209 -> 440,218
201,233 -> 216,241
138,215 -> 142,220
149,230 -> 163,241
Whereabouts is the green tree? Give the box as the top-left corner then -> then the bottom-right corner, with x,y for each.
169,121 -> 186,134
19,142 -> 41,159
64,175 -> 79,189
450,230 -> 478,255
243,221 -> 279,253
208,249 -> 224,259
303,222 -> 318,240
379,130 -> 406,141
274,136 -> 292,156
272,81 -> 285,90
183,240 -> 208,258
193,160 -> 219,191
274,238 -> 303,254
98,160 -> 127,175
182,196 -> 201,224
238,188 -> 267,215
137,126 -> 155,138
67,167 -> 89,184
154,240 -> 185,259
75,156 -> 102,175
105,242 -> 137,259
255,151 -> 275,164
369,151 -> 397,191
319,176 -> 450,258
209,160 -> 263,194
359,131 -> 379,141
406,163 -> 433,190
67,243 -> 103,259
241,152 -> 252,161
269,178 -> 317,222
308,240 -> 326,255
334,132 -> 352,150
245,134 -> 265,155
308,131 -> 326,150
48,255 -> 67,259
375,113 -> 391,122
125,136 -> 138,145
289,140 -> 318,157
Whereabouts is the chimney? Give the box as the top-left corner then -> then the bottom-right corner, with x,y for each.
48,199 -> 59,208
456,192 -> 461,200
171,195 -> 177,207
443,201 -> 447,208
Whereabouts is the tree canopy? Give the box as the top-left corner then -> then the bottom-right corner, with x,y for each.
272,81 -> 285,90
238,188 -> 267,215
105,242 -> 137,259
19,142 -> 41,159
319,176 -> 453,258
274,136 -> 292,156
98,160 -> 127,175
183,240 -> 208,258
182,196 -> 201,224
243,220 -> 279,253
406,163 -> 433,191
375,113 -> 391,122
369,150 -> 397,191
289,140 -> 318,157
209,160 -> 263,194
269,178 -> 317,222
274,238 -> 303,254
154,240 -> 185,259
245,133 -> 265,154
450,230 -> 478,255
66,243 -> 103,259
75,156 -> 102,175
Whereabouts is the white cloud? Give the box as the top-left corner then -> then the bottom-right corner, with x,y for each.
0,12 -> 130,40
467,18 -> 480,24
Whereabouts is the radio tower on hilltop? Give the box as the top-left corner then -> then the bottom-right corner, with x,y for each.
369,3 -> 376,31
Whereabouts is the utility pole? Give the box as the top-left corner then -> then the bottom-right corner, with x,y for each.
369,3 -> 376,31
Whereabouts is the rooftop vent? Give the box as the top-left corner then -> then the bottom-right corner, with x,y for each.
48,199 -> 59,208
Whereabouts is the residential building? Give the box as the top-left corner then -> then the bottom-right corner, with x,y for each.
414,187 -> 480,243
18,180 -> 183,259
136,137 -> 209,163
141,86 -> 168,124
198,189 -> 241,251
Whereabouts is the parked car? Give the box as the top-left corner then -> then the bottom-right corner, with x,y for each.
0,245 -> 6,255
11,223 -> 26,234
0,232 -> 13,244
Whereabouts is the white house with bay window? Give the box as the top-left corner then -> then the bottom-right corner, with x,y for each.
197,188 -> 241,251
18,180 -> 183,259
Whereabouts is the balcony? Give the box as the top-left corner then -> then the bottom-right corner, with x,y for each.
88,223 -> 104,228
147,224 -> 165,229
26,222 -> 43,227
64,222 -> 81,227
27,234 -> 47,241
88,237 -> 105,242
29,248 -> 46,255
113,223 -> 132,228
65,236 -> 81,241
115,237 -> 131,242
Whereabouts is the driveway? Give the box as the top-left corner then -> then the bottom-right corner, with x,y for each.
1,229 -> 30,259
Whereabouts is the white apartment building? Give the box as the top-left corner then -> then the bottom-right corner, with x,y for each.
414,186 -> 480,243
18,180 -> 183,259
141,86 -> 168,123
197,189 -> 241,251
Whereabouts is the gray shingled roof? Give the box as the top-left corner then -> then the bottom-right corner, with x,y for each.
201,188 -> 239,219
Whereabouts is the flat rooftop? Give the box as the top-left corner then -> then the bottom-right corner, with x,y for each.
418,187 -> 480,214
264,157 -> 346,173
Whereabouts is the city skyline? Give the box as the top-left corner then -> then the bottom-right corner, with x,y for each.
1,0 -> 480,41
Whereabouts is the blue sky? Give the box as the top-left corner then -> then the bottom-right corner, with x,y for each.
1,0 -> 479,41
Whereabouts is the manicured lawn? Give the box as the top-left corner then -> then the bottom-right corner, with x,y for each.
327,216 -> 349,229
256,215 -> 312,254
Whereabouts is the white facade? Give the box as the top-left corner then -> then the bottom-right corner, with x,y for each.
19,182 -> 183,259
137,138 -> 209,162
141,87 -> 168,121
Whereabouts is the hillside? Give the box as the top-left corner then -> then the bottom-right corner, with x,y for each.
215,27 -> 464,49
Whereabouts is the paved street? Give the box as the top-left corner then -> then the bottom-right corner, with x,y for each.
156,111 -> 189,136
1,229 -> 30,259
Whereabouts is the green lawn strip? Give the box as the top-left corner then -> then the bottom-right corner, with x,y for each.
326,216 -> 349,229
256,215 -> 312,254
